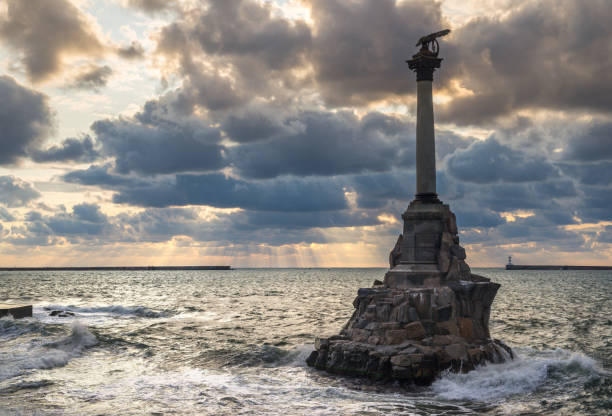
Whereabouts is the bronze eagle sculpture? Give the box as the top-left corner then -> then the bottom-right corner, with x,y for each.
415,29 -> 451,56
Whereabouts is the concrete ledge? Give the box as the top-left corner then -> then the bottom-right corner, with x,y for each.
0,304 -> 33,319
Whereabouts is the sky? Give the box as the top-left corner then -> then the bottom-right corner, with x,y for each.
0,0 -> 611,267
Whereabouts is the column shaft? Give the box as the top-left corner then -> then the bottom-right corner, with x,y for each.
416,80 -> 436,196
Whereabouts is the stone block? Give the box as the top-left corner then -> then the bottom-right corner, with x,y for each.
410,291 -> 431,319
315,337 -> 330,350
467,348 -> 483,364
367,336 -> 381,345
365,304 -> 377,320
390,354 -> 413,366
408,307 -> 419,322
450,244 -> 466,260
391,353 -> 424,367
420,319 -> 436,336
458,318 -> 473,339
381,322 -> 401,330
448,212 -> 458,234
376,302 -> 392,321
472,319 -> 489,340
438,232 -> 453,273
404,321 -> 426,339
385,329 -> 408,345
365,322 -> 381,331
351,329 -> 370,342
391,302 -> 412,323
432,335 -> 453,346
435,320 -> 458,336
435,305 -> 452,322
434,286 -> 454,307
445,343 -> 468,361
391,365 -> 413,379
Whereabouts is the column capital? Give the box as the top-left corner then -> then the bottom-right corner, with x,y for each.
406,49 -> 442,82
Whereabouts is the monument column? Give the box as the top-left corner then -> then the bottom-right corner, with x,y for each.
407,48 -> 442,203
307,29 -> 513,384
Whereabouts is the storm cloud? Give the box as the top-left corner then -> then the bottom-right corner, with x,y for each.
0,76 -> 54,164
31,136 -> 99,163
0,176 -> 41,207
91,110 -> 225,175
447,137 -> 559,183
0,0 -> 106,82
439,0 -> 612,124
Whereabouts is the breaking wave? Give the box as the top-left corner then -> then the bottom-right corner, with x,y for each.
41,304 -> 169,319
432,348 -> 606,402
0,322 -> 97,381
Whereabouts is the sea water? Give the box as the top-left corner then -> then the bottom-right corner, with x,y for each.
0,268 -> 610,415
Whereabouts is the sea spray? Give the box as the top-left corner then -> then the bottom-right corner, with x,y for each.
0,322 -> 97,381
41,304 -> 168,318
432,348 -> 604,402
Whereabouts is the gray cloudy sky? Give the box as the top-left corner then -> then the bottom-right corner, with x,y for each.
0,0 -> 611,267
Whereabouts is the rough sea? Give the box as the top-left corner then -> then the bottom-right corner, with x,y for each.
0,268 -> 610,415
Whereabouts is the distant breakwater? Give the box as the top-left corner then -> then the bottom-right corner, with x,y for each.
506,265 -> 612,270
0,266 -> 231,271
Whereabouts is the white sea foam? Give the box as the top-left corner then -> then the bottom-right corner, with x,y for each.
432,348 -> 602,402
0,322 -> 97,381
34,304 -> 167,325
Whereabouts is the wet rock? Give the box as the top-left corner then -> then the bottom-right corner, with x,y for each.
385,329 -> 409,345
49,310 -> 75,317
404,321 -> 426,340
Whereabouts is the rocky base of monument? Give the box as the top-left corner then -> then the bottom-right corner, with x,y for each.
306,276 -> 513,384
306,202 -> 513,385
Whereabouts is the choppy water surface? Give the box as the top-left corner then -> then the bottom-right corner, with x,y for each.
0,268 -> 610,415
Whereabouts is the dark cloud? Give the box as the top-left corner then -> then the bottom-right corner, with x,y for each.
351,171 -> 415,209
447,137 -> 558,183
577,186 -> 612,222
597,226 -> 612,244
0,76 -> 54,164
0,176 -> 41,207
557,162 -> 612,186
117,41 -> 145,59
308,0 -> 446,106
241,210 -> 381,230
0,0 -> 105,82
439,0 -> 612,124
68,65 -> 112,90
231,111 -> 414,178
62,164 -> 143,187
112,173 -> 348,212
154,0 -> 311,115
453,209 -> 505,228
91,109 -> 225,174
563,122 -> 612,162
31,136 -> 99,163
222,109 -> 286,143
191,0 -> 311,71
0,207 -> 15,221
127,0 -> 177,14
9,203 -> 110,246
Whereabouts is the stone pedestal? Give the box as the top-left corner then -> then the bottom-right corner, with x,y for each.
306,202 -> 513,384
